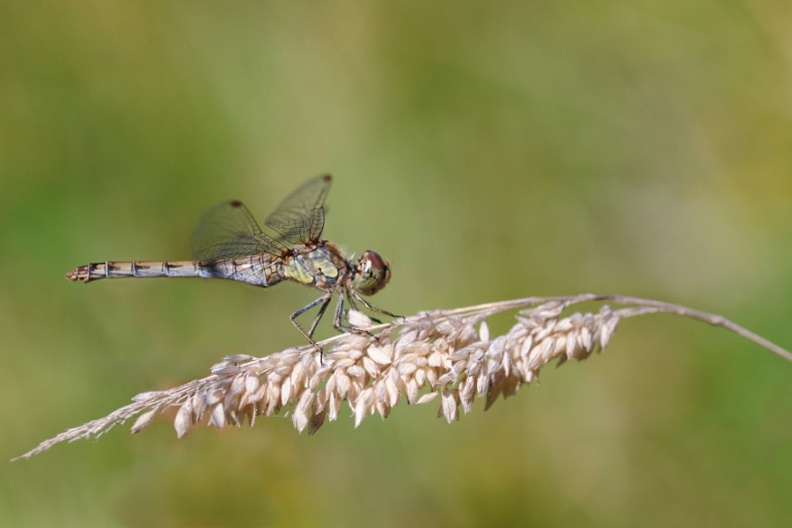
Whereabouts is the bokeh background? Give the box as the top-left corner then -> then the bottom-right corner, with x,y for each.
3,2 -> 792,526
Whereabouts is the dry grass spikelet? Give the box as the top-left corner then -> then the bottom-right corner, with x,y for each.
13,294 -> 792,460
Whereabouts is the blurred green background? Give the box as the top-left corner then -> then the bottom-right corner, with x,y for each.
3,2 -> 792,526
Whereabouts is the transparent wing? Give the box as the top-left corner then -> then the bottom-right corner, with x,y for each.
265,174 -> 331,244
192,200 -> 288,261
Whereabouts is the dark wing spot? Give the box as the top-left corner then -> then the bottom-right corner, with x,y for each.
229,200 -> 243,208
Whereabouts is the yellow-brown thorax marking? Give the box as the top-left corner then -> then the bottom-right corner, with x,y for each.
281,241 -> 347,293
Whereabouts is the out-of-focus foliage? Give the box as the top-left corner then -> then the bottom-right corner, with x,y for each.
2,2 -> 791,527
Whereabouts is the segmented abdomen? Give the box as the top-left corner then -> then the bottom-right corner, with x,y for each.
65,255 -> 282,288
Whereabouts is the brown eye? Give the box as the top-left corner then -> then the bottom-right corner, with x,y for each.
353,251 -> 391,295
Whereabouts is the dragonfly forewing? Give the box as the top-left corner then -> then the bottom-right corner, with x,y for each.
192,200 -> 287,261
264,174 -> 330,245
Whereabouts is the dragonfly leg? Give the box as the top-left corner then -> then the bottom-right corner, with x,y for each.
346,290 -> 381,324
346,290 -> 360,312
333,295 -> 378,338
290,293 -> 333,358
351,291 -> 402,319
307,294 -> 332,338
332,294 -> 347,332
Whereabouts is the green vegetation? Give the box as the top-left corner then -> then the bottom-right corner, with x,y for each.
2,2 -> 792,526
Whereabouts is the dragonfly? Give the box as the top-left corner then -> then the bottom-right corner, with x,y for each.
66,174 -> 394,352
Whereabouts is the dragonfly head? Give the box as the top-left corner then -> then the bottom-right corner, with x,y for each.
352,250 -> 391,296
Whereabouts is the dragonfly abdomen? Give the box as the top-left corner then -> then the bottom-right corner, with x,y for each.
65,260 -> 205,282
66,255 -> 283,288
197,255 -> 282,287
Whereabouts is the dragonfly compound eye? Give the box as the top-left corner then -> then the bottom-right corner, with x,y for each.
354,250 -> 391,296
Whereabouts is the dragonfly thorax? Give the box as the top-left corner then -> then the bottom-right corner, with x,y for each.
283,242 -> 346,291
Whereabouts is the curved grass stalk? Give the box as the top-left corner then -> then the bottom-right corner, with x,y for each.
13,294 -> 792,461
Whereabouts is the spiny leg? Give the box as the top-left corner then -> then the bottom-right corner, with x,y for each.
290,293 -> 332,357
332,294 -> 347,332
351,291 -> 402,319
334,294 -> 377,337
332,295 -> 363,333
346,290 -> 381,324
307,294 -> 333,338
